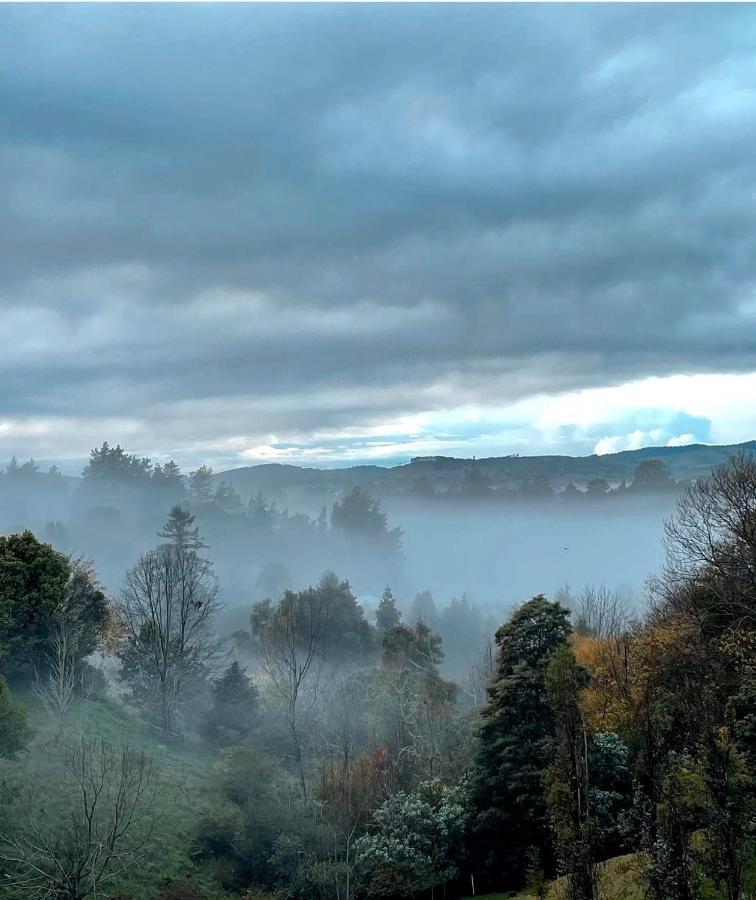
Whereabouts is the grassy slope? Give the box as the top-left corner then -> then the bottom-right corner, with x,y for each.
464,854 -> 646,900
4,689 -> 234,900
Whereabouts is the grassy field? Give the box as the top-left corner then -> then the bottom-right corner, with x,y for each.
1,688 -> 234,900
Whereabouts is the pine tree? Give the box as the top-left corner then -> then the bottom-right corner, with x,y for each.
376,586 -> 401,632
158,505 -> 206,552
201,661 -> 258,744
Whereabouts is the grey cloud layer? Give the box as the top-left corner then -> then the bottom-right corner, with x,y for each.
2,5 -> 756,462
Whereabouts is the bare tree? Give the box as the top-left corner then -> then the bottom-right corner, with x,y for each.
320,674 -> 370,777
33,560 -> 108,744
256,587 -> 327,802
467,636 -> 496,707
0,739 -> 157,899
33,622 -> 77,744
573,585 -> 629,638
118,542 -> 224,738
653,453 -> 756,629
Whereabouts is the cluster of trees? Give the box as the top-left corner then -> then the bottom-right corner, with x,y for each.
0,454 -> 753,899
413,457 -> 678,503
0,443 -> 407,604
470,456 -> 756,898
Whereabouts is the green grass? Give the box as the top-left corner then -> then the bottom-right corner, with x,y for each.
464,854 -> 646,900
3,689 -> 235,900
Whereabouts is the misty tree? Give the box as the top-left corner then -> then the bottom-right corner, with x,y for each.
409,589 -> 438,629
82,442 -> 152,486
0,739 -> 157,899
118,509 -> 224,737
158,503 -> 206,551
467,635 -> 496,707
375,585 -> 401,632
201,661 -> 259,745
371,622 -> 458,777
320,672 -> 371,775
254,561 -> 292,602
33,622 -> 77,743
631,458 -> 675,492
330,486 -> 403,552
254,585 -> 328,801
188,464 -> 214,503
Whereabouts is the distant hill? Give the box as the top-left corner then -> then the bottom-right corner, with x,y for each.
214,439 -> 756,500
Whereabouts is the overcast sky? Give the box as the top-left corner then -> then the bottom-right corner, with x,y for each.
2,4 -> 756,473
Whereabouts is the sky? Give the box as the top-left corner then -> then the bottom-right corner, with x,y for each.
2,4 -> 756,473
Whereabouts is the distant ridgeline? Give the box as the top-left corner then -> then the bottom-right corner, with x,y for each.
2,439 -> 756,507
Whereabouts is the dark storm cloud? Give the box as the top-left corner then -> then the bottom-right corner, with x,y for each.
2,4 -> 756,463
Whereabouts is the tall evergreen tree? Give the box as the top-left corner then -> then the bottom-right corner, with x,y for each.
470,595 -> 571,889
375,586 -> 401,632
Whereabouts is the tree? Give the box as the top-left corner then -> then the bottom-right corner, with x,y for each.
656,453 -> 756,631
545,645 -> 597,900
330,486 -> 403,551
317,571 -> 376,658
0,739 -> 156,899
0,531 -> 70,679
585,478 -> 610,498
188,465 -> 214,503
118,512 -> 224,737
409,590 -> 438,629
254,585 -> 328,801
0,675 -> 30,758
630,458 -> 674,493
201,661 -> 258,744
158,504 -> 206,552
81,442 -> 152,485
573,585 -> 628,638
354,778 -> 469,898
372,622 -> 458,779
375,586 -> 401,633
317,748 -> 391,900
32,621 -> 77,743
470,595 -> 571,889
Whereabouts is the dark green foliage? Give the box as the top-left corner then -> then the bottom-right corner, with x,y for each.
193,744 -> 317,892
0,530 -> 70,678
470,595 -> 571,888
631,458 -> 675,492
0,675 -> 30,757
331,486 -> 403,551
317,570 -> 376,656
82,441 -> 153,485
545,645 -> 597,899
588,731 -> 632,859
375,585 -> 401,632
201,661 -> 258,744
382,620 -> 443,671
158,504 -> 206,551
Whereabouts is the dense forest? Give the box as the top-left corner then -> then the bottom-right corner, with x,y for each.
0,450 -> 753,899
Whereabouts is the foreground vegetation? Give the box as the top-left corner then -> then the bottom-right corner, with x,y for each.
0,449 -> 754,898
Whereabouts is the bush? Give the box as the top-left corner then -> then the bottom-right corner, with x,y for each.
0,675 -> 31,758
157,881 -> 208,900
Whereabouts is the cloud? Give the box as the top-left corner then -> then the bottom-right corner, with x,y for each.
2,5 -> 756,467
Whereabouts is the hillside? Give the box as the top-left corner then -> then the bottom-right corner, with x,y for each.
214,439 -> 756,499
